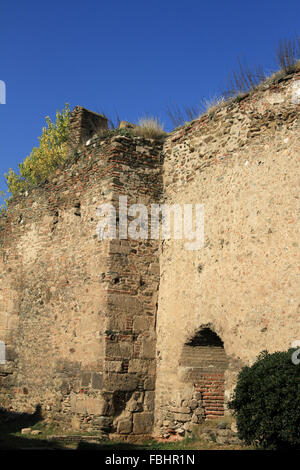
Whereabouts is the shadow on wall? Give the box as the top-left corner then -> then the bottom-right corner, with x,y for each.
0,405 -> 143,450
0,404 -> 61,449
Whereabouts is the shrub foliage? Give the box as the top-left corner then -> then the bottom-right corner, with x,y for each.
228,349 -> 300,449
4,103 -> 70,199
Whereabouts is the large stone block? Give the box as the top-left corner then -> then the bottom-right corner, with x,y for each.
70,393 -> 107,414
81,372 -> 91,387
144,391 -> 155,411
128,358 -> 154,374
117,416 -> 133,434
104,373 -> 139,391
126,396 -> 142,412
141,338 -> 156,359
119,342 -> 133,359
133,317 -> 149,333
107,294 -> 142,314
92,373 -> 103,389
144,376 -> 156,390
133,412 -> 154,434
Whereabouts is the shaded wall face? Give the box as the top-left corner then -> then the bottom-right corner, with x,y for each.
154,75 -> 300,435
0,143 -> 113,429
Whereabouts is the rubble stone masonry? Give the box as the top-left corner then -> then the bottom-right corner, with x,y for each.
0,71 -> 299,438
154,71 -> 300,436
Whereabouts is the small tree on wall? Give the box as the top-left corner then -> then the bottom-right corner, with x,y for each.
228,349 -> 300,449
1,104 -> 70,211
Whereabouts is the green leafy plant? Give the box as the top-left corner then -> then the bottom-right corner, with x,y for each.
2,103 -> 71,207
228,349 -> 300,449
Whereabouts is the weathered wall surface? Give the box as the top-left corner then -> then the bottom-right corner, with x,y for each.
0,135 -> 113,430
68,105 -> 108,148
101,134 -> 162,436
0,120 -> 163,435
0,72 -> 299,439
154,73 -> 300,436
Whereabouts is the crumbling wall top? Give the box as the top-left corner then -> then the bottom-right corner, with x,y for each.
69,106 -> 108,148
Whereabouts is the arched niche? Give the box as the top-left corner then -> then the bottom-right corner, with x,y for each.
179,326 -> 228,419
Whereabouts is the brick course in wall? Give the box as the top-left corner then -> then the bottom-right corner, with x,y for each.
180,344 -> 228,419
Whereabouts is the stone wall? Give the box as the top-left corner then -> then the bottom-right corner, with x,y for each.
154,72 -> 300,436
68,106 -> 108,148
0,118 -> 163,436
0,71 -> 299,439
100,133 -> 162,436
0,138 -> 112,430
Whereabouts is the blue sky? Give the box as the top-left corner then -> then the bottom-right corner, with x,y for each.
0,0 -> 299,201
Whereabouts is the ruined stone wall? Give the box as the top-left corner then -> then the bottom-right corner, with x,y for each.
154,72 -> 300,436
179,330 -> 228,420
0,137 -> 113,430
0,72 -> 299,439
0,125 -> 163,436
68,106 -> 108,148
100,134 -> 162,436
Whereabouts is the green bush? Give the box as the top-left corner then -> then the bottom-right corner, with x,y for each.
3,104 -> 70,203
228,349 -> 300,449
